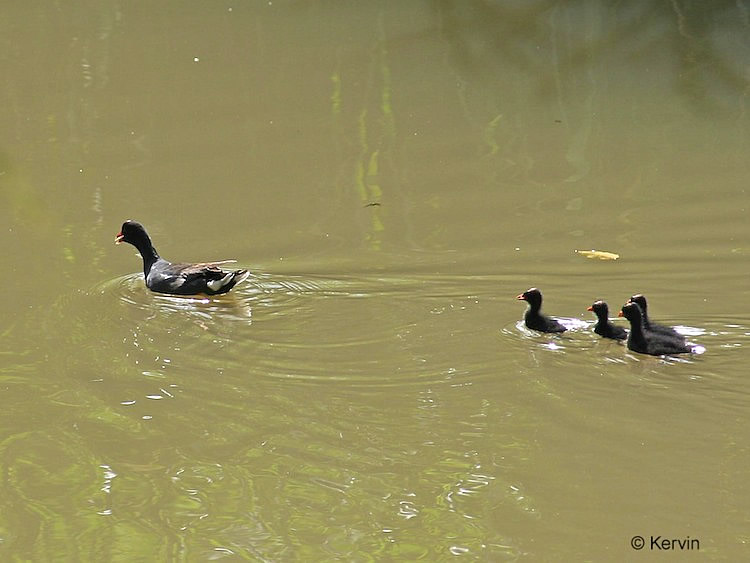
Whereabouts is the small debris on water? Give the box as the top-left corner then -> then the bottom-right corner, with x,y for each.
575,249 -> 620,261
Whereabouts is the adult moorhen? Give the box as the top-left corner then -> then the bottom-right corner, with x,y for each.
587,300 -> 627,340
115,220 -> 249,296
618,302 -> 692,356
517,288 -> 567,333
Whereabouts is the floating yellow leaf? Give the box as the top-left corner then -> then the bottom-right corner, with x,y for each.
575,249 -> 620,261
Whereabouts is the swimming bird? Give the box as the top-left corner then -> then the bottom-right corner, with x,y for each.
618,302 -> 692,356
629,294 -> 685,343
115,220 -> 249,296
587,300 -> 627,340
517,288 -> 567,333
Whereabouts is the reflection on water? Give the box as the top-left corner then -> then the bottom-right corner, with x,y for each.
91,271 -> 508,388
4,258 -> 750,558
5,267 -> 749,559
41,267 -> 549,560
2,0 -> 750,560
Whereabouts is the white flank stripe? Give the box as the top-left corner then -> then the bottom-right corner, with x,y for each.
206,273 -> 233,291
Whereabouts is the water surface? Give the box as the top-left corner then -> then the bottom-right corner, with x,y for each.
1,1 -> 749,560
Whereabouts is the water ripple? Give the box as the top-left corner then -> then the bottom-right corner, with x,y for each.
85,272 -> 750,393
87,272 -> 502,389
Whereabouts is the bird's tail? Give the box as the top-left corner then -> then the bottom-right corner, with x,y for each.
206,269 -> 250,294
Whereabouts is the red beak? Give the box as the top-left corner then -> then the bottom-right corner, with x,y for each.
516,294 -> 525,300
115,232 -> 124,244
586,306 -> 594,311
617,310 -> 624,317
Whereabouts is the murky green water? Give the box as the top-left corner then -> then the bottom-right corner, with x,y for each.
2,1 -> 749,560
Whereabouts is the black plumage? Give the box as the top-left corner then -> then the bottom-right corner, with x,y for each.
587,300 -> 627,340
618,302 -> 692,356
517,288 -> 567,333
115,220 -> 249,296
629,294 -> 685,344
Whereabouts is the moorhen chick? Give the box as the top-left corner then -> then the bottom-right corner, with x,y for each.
115,220 -> 249,296
587,300 -> 627,340
517,288 -> 567,333
618,302 -> 692,356
629,294 -> 685,343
